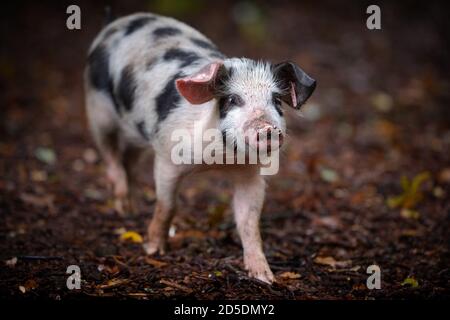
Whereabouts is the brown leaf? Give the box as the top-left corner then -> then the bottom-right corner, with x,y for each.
24,279 -> 38,291
98,278 -> 130,289
314,256 -> 351,269
145,257 -> 167,268
279,271 -> 301,280
20,193 -> 55,213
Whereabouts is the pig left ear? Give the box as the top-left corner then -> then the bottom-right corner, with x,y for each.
273,61 -> 316,109
176,61 -> 223,105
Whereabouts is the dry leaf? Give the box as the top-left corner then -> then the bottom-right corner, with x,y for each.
25,279 -> 38,290
31,170 -> 48,182
145,257 -> 167,268
279,271 -> 301,280
400,208 -> 420,219
119,231 -> 143,243
99,278 -> 130,289
314,256 -> 351,269
5,257 -> 17,267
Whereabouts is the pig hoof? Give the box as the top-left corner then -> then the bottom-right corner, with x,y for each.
143,241 -> 166,255
246,261 -> 275,284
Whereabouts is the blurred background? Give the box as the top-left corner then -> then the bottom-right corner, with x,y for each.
0,0 -> 449,299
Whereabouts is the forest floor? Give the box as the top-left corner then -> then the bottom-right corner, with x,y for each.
0,1 -> 449,299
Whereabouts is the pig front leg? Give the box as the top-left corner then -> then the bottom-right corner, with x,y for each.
144,156 -> 183,255
233,172 -> 274,284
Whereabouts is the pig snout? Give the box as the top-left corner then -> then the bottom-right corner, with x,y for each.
244,120 -> 284,152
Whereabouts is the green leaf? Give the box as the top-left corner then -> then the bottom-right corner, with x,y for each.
35,147 -> 56,165
387,172 -> 430,209
320,167 -> 339,183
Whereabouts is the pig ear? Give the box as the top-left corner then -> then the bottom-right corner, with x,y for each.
175,61 -> 223,105
273,61 -> 316,109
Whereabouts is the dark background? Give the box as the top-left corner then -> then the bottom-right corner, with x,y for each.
0,0 -> 449,299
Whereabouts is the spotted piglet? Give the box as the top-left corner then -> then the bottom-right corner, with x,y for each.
85,12 -> 316,283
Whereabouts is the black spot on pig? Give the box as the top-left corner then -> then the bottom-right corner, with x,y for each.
125,16 -> 155,36
153,27 -> 182,38
227,67 -> 234,79
156,72 -> 183,122
117,65 -> 137,112
88,46 -> 110,92
190,37 -> 217,51
163,48 -> 201,68
102,27 -> 118,41
218,96 -> 232,119
135,120 -> 150,141
87,45 -> 121,114
209,52 -> 226,60
272,93 -> 283,116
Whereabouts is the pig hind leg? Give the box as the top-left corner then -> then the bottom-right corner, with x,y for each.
86,90 -> 136,214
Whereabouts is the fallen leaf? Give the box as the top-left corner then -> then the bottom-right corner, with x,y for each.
213,271 -> 223,277
5,257 -> 17,267
98,278 -> 130,289
401,277 -> 419,288
314,256 -> 351,269
119,231 -> 143,244
30,170 -> 47,182
279,271 -> 301,280
387,172 -> 430,209
433,186 -> 445,198
352,283 -> 367,291
24,279 -> 38,290
401,229 -> 420,237
319,167 -> 339,183
35,147 -> 56,165
113,227 -> 127,235
400,208 -> 420,219
350,265 -> 361,272
145,257 -> 167,268
371,92 -> 393,113
438,168 -> 450,183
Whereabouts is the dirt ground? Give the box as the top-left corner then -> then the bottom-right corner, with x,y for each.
0,1 -> 449,300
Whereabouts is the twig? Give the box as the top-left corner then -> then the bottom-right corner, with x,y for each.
17,256 -> 63,261
160,279 -> 193,294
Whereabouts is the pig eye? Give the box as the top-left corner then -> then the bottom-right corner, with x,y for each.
226,94 -> 244,107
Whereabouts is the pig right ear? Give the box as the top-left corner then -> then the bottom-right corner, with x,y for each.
175,62 -> 223,105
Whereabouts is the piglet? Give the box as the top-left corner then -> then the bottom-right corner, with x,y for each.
85,12 -> 316,284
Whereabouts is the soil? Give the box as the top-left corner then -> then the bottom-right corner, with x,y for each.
0,1 -> 449,300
